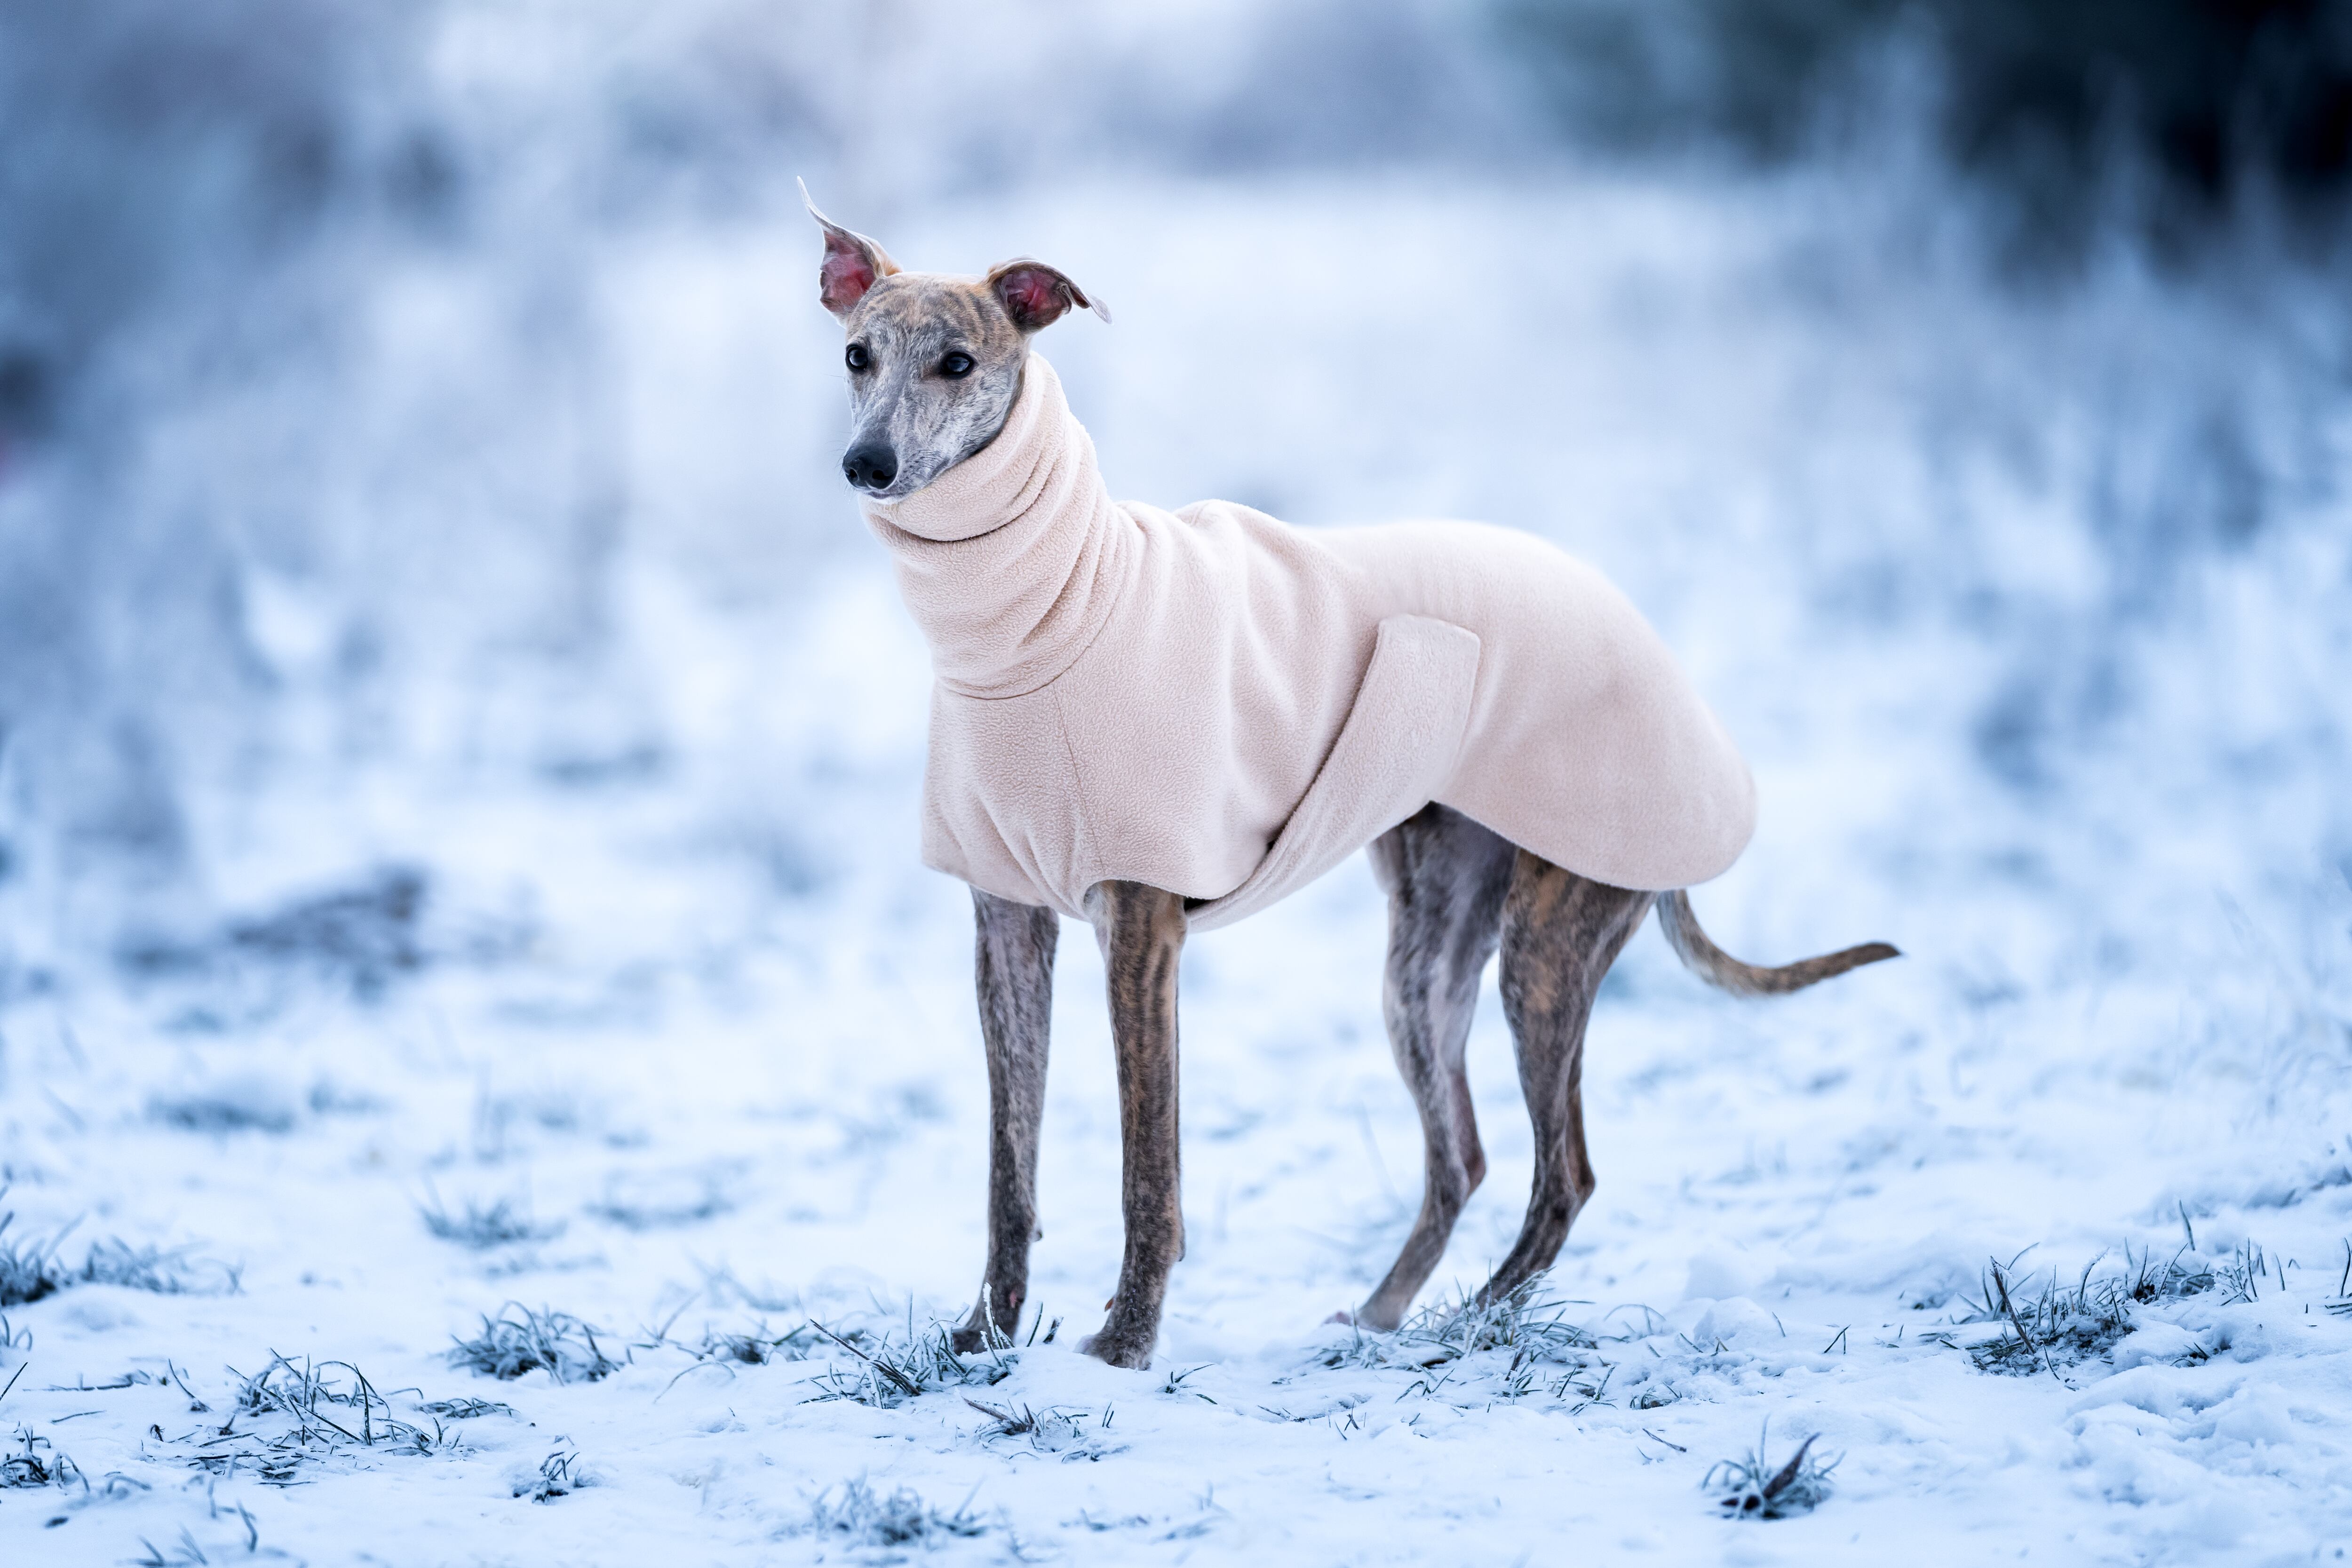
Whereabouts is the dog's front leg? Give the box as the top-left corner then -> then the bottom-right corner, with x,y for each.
953,889 -> 1061,1355
1078,879 -> 1186,1369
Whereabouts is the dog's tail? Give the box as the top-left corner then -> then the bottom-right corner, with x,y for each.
1654,889 -> 1899,997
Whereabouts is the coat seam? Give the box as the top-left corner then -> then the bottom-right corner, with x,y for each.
1049,683 -> 1101,906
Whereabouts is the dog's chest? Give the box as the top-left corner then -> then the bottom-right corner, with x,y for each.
916,503 -> 1374,916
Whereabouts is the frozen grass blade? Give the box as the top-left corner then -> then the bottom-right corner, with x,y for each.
0,1209 -> 62,1306
584,1177 -> 732,1232
683,1321 -> 822,1367
963,1396 -> 1038,1435
1707,1425 -> 1837,1520
2216,1240 -> 2268,1305
418,1193 -> 564,1250
803,1315 -> 1013,1409
1319,1275 -> 1600,1384
810,1321 -> 922,1399
804,1476 -> 988,1548
514,1446 -> 589,1502
3,1421 -> 83,1490
1960,1242 -> 2219,1376
448,1304 -> 623,1384
186,1353 -> 458,1482
0,1200 -> 237,1306
649,1317 -> 827,1398
962,1397 -> 1125,1461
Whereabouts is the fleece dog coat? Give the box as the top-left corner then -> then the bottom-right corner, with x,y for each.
861,356 -> 1756,931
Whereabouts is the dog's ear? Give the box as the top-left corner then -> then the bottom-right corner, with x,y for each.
986,259 -> 1112,333
801,179 -> 899,318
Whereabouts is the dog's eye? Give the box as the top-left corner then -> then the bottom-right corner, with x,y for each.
845,343 -> 870,372
941,351 -> 974,379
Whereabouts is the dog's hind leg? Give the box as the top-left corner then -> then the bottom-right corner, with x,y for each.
952,889 -> 1062,1354
1353,804 -> 1518,1331
1480,852 -> 1651,1307
1078,879 -> 1188,1370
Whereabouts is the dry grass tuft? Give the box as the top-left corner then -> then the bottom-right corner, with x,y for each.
964,1397 -> 1125,1462
2,1420 -> 82,1491
1318,1277 -> 1611,1403
584,1175 -> 732,1231
419,1194 -> 565,1250
0,1200 -> 238,1306
182,1353 -> 459,1483
805,1315 -> 1014,1409
804,1476 -> 987,1549
514,1446 -> 591,1502
1963,1245 -> 2215,1377
449,1304 -> 623,1384
679,1321 -> 824,1367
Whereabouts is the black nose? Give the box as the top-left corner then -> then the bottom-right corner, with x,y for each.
842,443 -> 898,491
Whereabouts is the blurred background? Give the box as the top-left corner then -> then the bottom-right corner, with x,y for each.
0,0 -> 2346,1014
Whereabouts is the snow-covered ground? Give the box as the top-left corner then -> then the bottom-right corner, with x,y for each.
4,171 -> 2351,1565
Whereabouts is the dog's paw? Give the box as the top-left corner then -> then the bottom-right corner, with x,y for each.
1076,1329 -> 1153,1370
1322,1308 -> 1354,1327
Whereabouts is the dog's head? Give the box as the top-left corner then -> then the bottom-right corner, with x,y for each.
803,183 -> 1109,502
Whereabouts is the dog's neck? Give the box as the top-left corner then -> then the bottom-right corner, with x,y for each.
860,355 -> 1136,700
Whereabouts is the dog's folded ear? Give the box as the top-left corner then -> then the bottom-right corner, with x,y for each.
800,178 -> 900,318
986,259 -> 1112,333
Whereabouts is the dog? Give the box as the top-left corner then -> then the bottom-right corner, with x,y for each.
804,186 -> 1897,1369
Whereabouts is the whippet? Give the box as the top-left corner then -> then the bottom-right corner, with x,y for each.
803,188 -> 1897,1369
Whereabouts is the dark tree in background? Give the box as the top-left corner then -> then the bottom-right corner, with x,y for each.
1503,0 -> 2352,263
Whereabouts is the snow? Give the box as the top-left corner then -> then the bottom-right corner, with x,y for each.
4,163 -> 2352,1565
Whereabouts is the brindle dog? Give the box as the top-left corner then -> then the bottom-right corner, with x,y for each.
804,187 -> 1899,1369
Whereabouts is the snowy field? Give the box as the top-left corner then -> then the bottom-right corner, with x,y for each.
5,152 -> 2352,1565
